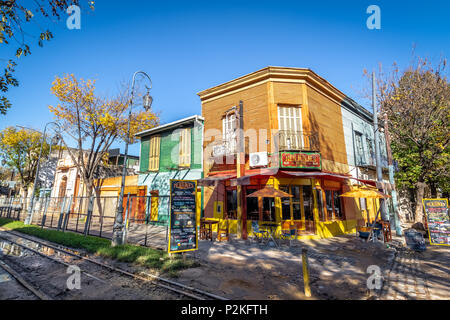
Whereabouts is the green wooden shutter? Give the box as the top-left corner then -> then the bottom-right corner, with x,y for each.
140,137 -> 150,172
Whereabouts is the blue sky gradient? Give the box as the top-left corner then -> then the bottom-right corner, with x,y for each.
1,0 -> 449,155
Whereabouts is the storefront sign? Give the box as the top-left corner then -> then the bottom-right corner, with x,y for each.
169,180 -> 198,253
423,199 -> 449,246
280,152 -> 321,170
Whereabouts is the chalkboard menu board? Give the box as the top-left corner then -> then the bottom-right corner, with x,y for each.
168,180 -> 198,253
423,199 -> 449,246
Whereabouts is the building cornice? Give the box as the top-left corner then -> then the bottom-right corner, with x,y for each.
197,66 -> 348,104
197,66 -> 378,124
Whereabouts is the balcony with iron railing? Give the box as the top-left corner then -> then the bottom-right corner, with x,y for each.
275,130 -> 320,152
209,139 -> 237,158
207,131 -> 320,157
356,153 -> 389,169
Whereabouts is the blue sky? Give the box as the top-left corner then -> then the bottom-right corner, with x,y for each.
1,0 -> 449,155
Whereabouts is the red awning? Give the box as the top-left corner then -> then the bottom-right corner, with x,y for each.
279,170 -> 378,185
201,168 -> 376,187
279,170 -> 351,181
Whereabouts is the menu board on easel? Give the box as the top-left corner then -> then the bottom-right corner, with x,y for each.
168,180 -> 198,253
423,199 -> 450,246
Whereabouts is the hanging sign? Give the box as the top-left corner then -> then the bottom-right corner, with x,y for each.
168,180 -> 198,253
280,151 -> 322,170
423,198 -> 449,246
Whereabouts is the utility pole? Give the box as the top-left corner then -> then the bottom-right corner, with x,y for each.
384,113 -> 402,236
236,100 -> 247,239
372,72 -> 388,221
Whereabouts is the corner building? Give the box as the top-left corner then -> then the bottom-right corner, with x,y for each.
198,66 -> 381,239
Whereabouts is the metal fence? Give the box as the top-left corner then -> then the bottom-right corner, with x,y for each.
0,195 -> 170,249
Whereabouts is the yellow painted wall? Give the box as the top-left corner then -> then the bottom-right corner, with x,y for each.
202,177 -> 368,240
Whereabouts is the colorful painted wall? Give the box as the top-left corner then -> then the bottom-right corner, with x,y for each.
137,117 -> 204,225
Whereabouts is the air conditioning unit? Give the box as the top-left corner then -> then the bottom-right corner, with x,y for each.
249,152 -> 268,168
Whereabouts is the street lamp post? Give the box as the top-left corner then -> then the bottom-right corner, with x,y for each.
112,71 -> 153,246
24,122 -> 61,225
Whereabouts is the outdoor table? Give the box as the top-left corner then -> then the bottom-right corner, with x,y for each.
261,222 -> 280,247
200,220 -> 219,241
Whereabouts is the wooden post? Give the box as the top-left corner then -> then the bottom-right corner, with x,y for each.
302,248 -> 311,297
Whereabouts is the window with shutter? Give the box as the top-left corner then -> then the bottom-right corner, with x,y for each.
179,128 -> 191,168
148,135 -> 160,171
278,105 -> 303,149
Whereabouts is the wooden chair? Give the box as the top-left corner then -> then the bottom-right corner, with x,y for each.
381,220 -> 392,243
217,218 -> 230,242
199,218 -> 207,240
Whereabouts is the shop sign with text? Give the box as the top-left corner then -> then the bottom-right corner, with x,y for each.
280,152 -> 322,170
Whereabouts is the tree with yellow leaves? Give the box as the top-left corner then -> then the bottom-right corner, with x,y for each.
49,74 -> 159,196
0,127 -> 50,200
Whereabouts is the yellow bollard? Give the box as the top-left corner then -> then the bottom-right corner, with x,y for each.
302,248 -> 311,297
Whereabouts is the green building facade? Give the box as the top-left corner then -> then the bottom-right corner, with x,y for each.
136,115 -> 204,225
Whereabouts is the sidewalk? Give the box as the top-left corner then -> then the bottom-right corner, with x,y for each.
381,242 -> 449,300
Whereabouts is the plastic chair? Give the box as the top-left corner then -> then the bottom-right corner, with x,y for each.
251,221 -> 269,243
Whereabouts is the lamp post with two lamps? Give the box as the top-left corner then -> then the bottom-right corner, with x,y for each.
112,71 -> 153,246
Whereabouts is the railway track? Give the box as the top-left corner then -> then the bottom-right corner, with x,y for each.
0,228 -> 228,301
0,259 -> 52,300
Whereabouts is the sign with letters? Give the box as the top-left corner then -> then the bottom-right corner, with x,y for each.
423,199 -> 449,246
280,152 -> 322,170
168,180 -> 198,253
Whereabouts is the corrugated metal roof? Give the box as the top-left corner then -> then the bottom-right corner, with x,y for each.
135,115 -> 204,137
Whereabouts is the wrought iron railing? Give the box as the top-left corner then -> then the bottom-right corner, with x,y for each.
209,139 -> 237,157
275,130 -> 320,152
357,153 -> 389,168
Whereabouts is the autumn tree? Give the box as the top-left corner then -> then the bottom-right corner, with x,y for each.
49,74 -> 159,197
370,57 -> 450,224
0,127 -> 50,200
0,0 -> 94,114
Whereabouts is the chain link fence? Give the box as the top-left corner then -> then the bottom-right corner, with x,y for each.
0,195 -> 170,249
